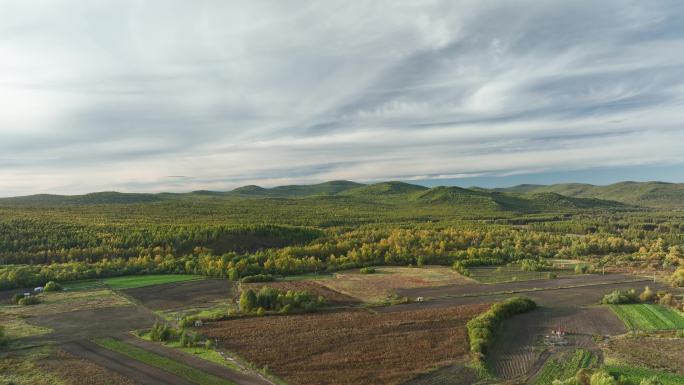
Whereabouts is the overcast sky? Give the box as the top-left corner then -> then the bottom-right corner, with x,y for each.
1,0 -> 684,196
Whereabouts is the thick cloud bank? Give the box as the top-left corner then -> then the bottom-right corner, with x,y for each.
1,1 -> 683,195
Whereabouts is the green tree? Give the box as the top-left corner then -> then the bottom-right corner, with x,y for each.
239,289 -> 257,313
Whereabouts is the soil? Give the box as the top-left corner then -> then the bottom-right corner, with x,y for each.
201,304 -> 490,385
27,305 -> 158,343
37,348 -> 140,385
60,339 -> 195,385
606,336 -> 684,375
122,279 -> 235,311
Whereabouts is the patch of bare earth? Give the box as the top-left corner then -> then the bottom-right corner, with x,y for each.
606,337 -> 684,375
122,279 -> 235,311
321,266 -> 472,302
202,304 -> 490,385
37,349 -> 140,385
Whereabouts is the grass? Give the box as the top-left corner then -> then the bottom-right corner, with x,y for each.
2,317 -> 52,339
94,337 -> 235,385
0,347 -> 66,385
102,274 -> 205,290
534,349 -> 598,385
605,365 -> 684,385
61,279 -> 105,291
467,264 -> 576,284
282,272 -> 333,281
610,304 -> 684,331
139,332 -> 241,372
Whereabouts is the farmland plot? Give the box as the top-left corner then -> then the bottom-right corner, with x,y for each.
533,349 -> 598,385
202,304 -> 489,385
610,304 -> 684,330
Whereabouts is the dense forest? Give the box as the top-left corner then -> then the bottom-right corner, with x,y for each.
1,181 -> 683,290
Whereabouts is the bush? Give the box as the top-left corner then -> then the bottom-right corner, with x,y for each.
11,293 -> 25,304
149,321 -> 175,342
43,281 -> 62,292
204,339 -> 214,349
240,274 -> 275,283
359,267 -> 376,274
670,268 -> 684,287
0,326 -> 7,346
590,370 -> 617,385
639,286 -> 655,303
466,297 -> 536,369
639,376 -> 663,385
601,289 -> 638,305
18,295 -> 40,305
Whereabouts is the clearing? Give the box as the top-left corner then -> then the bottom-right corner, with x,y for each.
123,278 -> 234,311
201,304 -> 490,385
102,274 -> 205,290
609,304 -> 684,330
320,265 -> 472,302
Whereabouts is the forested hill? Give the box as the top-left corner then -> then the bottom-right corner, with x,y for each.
494,181 -> 684,208
0,181 -> 626,214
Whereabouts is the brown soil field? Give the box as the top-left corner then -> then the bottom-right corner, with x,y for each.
487,306 -> 624,380
2,289 -> 132,317
123,278 -> 235,311
241,280 -> 360,305
605,336 -> 684,375
400,364 -> 479,385
28,305 -> 157,343
37,348 -> 140,385
396,273 -> 650,300
201,304 -> 490,385
321,266 -> 472,302
60,339 -> 195,385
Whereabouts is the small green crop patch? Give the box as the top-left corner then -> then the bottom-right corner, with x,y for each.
103,274 -> 205,290
94,337 -> 235,385
610,304 -> 684,331
534,349 -> 598,385
605,365 -> 684,385
60,279 -> 105,291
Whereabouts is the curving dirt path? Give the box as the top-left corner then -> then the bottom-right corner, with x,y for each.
61,339 -> 195,385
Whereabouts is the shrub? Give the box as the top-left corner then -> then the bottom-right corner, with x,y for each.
43,281 -> 62,292
590,370 -> 617,385
149,321 -> 175,342
639,286 -> 655,303
670,268 -> 684,287
639,376 -> 663,385
18,296 -> 40,305
11,293 -> 25,304
466,296 -> 536,370
359,267 -> 376,274
240,274 -> 275,283
239,289 -> 257,313
0,326 -> 7,346
204,339 -> 214,349
601,289 -> 638,305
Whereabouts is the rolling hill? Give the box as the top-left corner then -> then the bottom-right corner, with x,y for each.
496,181 -> 684,208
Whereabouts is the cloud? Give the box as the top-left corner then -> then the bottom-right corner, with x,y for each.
0,0 -> 683,195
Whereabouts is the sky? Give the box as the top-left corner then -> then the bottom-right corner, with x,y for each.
1,0 -> 684,196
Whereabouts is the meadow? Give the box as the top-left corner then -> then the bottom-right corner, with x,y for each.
610,304 -> 684,331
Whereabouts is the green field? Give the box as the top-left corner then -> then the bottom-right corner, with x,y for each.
605,365 -> 684,385
534,349 -> 598,385
102,274 -> 205,290
94,338 -> 234,385
610,304 -> 684,331
60,274 -> 204,291
468,265 -> 576,284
